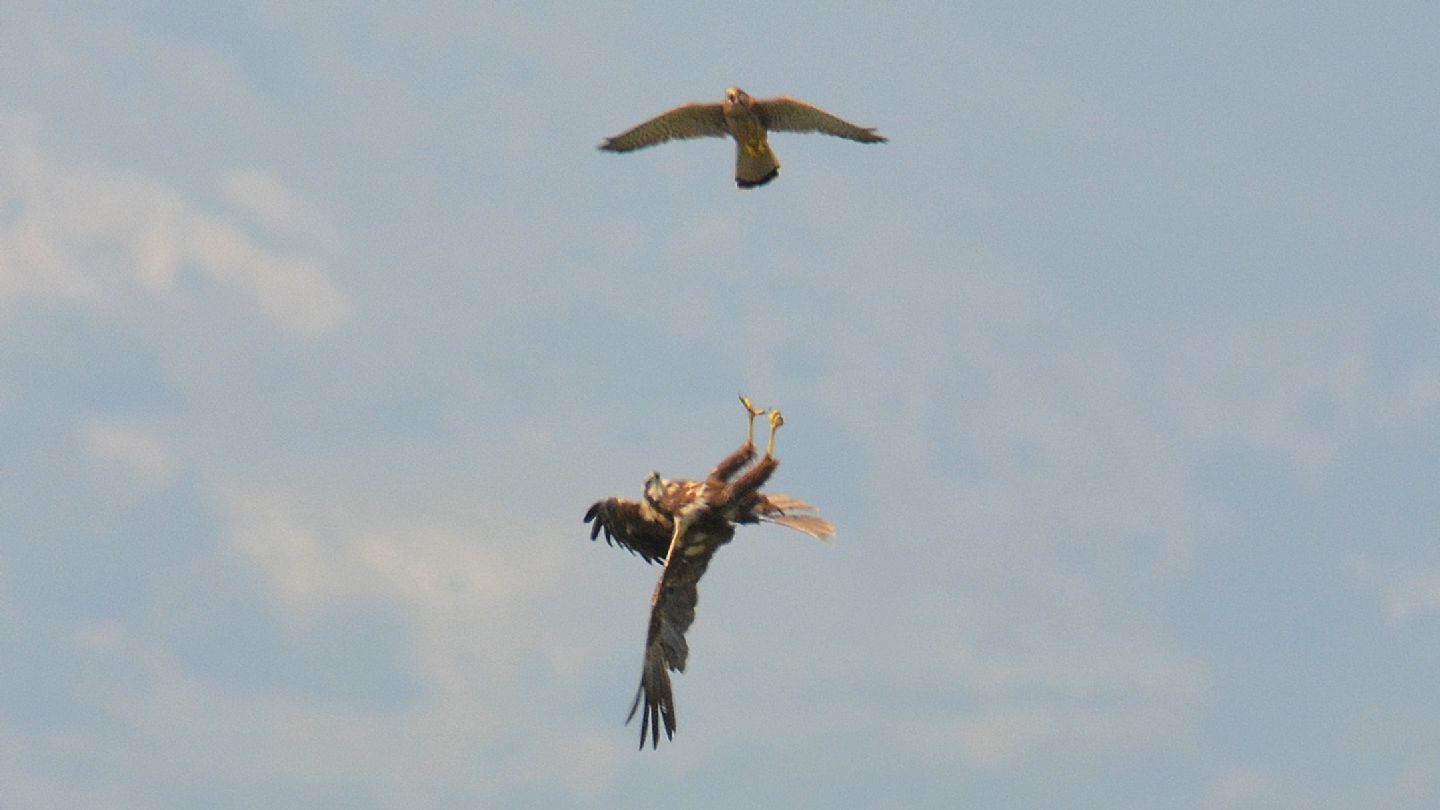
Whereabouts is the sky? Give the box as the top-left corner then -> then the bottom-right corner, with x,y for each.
2,2 -> 1438,807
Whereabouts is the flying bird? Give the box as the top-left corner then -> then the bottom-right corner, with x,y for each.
585,397 -> 833,563
583,396 -> 834,748
598,87 -> 887,188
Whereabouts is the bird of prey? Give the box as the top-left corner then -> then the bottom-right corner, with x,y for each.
585,396 -> 833,563
598,86 -> 887,189
583,396 -> 834,748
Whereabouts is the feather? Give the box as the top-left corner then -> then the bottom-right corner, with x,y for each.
598,103 -> 728,152
762,513 -> 836,540
584,498 -> 672,564
754,96 -> 888,143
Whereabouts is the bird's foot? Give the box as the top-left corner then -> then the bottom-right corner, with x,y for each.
739,393 -> 767,447
765,410 -> 784,458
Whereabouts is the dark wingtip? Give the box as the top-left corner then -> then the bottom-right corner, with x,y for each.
583,502 -> 605,541
735,167 -> 780,189
628,673 -> 676,750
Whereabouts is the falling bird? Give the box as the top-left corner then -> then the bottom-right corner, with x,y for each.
599,87 -> 887,188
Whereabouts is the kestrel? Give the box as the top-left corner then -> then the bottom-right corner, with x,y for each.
599,87 -> 887,189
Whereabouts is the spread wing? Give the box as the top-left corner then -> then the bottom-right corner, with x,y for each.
753,97 -> 887,143
584,498 -> 672,564
628,516 -> 736,749
598,103 -> 729,152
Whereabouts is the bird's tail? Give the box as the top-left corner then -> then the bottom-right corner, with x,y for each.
763,513 -> 835,539
759,493 -> 835,539
735,141 -> 780,188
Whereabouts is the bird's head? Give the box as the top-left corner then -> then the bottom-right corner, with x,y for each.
725,87 -> 750,105
643,471 -> 666,507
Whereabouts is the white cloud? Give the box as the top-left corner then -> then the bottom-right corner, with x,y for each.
184,216 -> 352,341
198,433 -> 642,801
0,135 -> 353,339
0,16 -> 351,342
215,167 -> 345,251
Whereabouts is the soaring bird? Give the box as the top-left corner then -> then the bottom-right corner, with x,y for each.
598,87 -> 887,188
583,397 -> 834,748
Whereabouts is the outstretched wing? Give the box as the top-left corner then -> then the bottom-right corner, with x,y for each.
599,103 -> 728,152
753,97 -> 887,143
584,498 -> 672,564
629,516 -> 736,749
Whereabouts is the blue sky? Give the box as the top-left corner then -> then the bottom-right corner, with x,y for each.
2,3 -> 1438,807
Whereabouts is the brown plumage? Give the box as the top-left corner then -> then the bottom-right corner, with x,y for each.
583,497 -> 671,564
598,86 -> 887,188
583,397 -> 834,749
584,400 -> 834,565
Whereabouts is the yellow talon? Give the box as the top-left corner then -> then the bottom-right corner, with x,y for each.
765,410 -> 784,457
739,393 -> 767,446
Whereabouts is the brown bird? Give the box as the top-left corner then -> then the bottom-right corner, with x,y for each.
585,397 -> 832,563
583,396 -> 834,748
598,87 -> 887,188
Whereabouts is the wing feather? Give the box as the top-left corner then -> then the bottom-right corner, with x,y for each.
628,517 -> 734,749
599,103 -> 728,152
740,492 -> 836,539
762,513 -> 836,539
583,498 -> 672,564
758,493 -> 817,513
753,97 -> 887,143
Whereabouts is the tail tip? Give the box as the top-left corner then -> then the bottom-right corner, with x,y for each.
736,167 -> 780,189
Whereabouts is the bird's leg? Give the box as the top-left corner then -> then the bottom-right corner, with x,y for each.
709,394 -> 765,484
727,410 -> 783,502
741,393 -> 766,448
651,512 -> 691,605
764,410 -> 784,458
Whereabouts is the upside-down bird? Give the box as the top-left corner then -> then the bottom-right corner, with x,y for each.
585,396 -> 833,563
598,87 -> 887,189
583,396 -> 834,748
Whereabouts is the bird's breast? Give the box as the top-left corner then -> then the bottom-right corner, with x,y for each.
739,137 -> 769,157
723,105 -> 766,142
